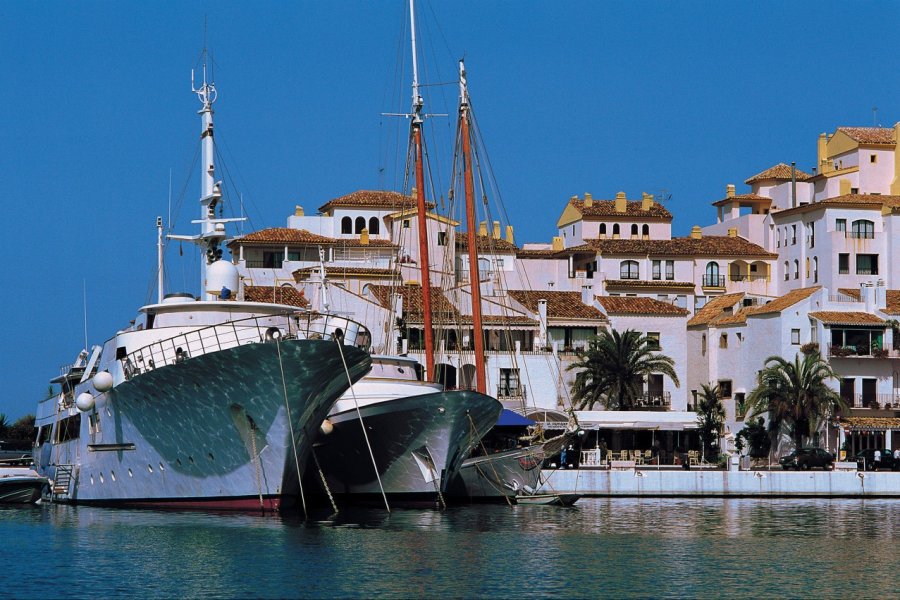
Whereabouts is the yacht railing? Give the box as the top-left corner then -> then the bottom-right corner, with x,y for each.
123,312 -> 370,380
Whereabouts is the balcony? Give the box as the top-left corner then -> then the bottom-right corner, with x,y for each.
828,344 -> 893,358
702,275 -> 725,288
844,394 -> 899,409
633,392 -> 671,410
728,274 -> 769,283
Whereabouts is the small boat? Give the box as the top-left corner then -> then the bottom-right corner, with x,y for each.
516,492 -> 580,507
0,468 -> 47,504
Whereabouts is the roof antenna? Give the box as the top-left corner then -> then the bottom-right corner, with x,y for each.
873,106 -> 878,127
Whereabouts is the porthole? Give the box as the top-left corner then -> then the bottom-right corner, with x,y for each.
176,458 -> 182,467
99,473 -> 104,484
189,456 -> 194,464
148,464 -> 154,473
159,462 -> 165,472
90,475 -> 95,485
128,469 -> 133,478
106,407 -> 112,417
208,453 -> 215,461
111,471 -> 117,482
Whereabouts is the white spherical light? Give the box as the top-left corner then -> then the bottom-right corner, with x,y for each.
93,371 -> 114,392
76,392 -> 95,412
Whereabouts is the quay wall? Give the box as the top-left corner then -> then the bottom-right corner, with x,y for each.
542,469 -> 900,497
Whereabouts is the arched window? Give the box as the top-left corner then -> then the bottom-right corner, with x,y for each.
599,223 -> 607,236
612,224 -> 621,237
620,260 -> 639,280
368,216 -> 380,235
341,216 -> 352,234
704,262 -> 720,287
813,257 -> 818,283
805,257 -> 810,278
630,224 -> 639,237
355,216 -> 366,234
793,259 -> 799,279
851,219 -> 874,239
776,229 -> 781,247
642,224 -> 649,237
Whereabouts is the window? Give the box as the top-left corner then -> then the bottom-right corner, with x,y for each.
784,260 -> 789,281
652,260 -> 661,280
813,257 -> 818,283
791,329 -> 800,345
704,262 -> 721,287
850,220 -> 874,239
403,219 -> 410,229
354,216 -> 366,234
631,224 -> 639,238
437,231 -> 447,246
805,257 -> 810,278
856,254 -> 878,275
719,333 -> 728,349
368,217 -> 380,235
851,188 -> 859,194
718,380 -> 732,398
675,295 -> 687,309
836,219 -> 846,233
612,224 -> 620,237
776,229 -> 781,247
599,223 -> 607,236
620,260 -> 639,280
809,223 -> 814,248
793,259 -> 799,279
791,224 -> 797,245
262,251 -> 283,268
871,154 -> 878,164
838,253 -> 849,274
701,334 -> 707,355
646,332 -> 660,350
642,224 -> 649,238
341,216 -> 352,234
665,260 -> 674,280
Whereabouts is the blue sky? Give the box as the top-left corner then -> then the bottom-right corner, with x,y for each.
1,1 -> 898,419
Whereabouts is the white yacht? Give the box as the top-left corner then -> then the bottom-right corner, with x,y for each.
32,58 -> 371,511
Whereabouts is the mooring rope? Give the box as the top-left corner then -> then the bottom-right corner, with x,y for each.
311,446 -> 339,515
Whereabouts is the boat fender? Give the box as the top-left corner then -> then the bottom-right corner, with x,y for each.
93,371 -> 114,392
265,327 -> 282,342
320,419 -> 334,435
76,392 -> 95,412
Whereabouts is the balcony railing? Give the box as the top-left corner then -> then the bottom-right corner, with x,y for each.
847,231 -> 875,239
828,344 -> 891,358
123,312 -> 370,380
844,394 -> 899,409
702,275 -> 725,288
634,392 -> 671,409
728,274 -> 769,282
497,384 -> 527,399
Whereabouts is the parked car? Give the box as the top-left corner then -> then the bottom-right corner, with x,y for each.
854,448 -> 899,471
779,447 -> 834,470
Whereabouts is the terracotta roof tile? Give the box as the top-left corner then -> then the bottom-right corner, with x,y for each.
507,290 -> 606,320
712,310 -> 749,326
570,198 -> 673,220
711,193 -> 773,207
595,295 -> 690,316
837,288 -> 862,301
317,190 -> 434,213
809,311 -> 885,326
366,284 -> 459,322
748,286 -> 820,315
883,290 -> 900,315
292,266 -> 400,280
838,416 -> 900,430
687,293 -> 745,327
516,248 -> 567,259
230,227 -> 396,248
456,234 -> 518,253
604,279 -> 696,290
836,127 -> 896,145
583,236 -> 777,258
744,163 -> 812,185
243,285 -> 309,308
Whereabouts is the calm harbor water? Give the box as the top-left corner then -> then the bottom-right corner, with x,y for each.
4,498 -> 899,598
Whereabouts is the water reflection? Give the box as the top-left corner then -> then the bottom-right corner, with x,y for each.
4,499 -> 900,598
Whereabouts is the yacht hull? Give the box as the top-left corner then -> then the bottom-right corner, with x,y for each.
38,339 -> 370,511
0,470 -> 47,504
312,390 -> 501,503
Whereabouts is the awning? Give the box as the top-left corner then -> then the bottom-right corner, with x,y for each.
495,409 -> 535,427
575,410 -> 698,431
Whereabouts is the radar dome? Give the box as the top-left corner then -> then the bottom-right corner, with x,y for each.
76,392 -> 95,412
93,371 -> 114,392
206,260 -> 239,298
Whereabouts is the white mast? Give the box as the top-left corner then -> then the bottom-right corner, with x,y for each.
409,0 -> 423,125
157,216 -> 164,302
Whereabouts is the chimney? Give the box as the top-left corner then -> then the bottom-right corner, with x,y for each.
492,221 -> 501,240
294,205 -> 304,217
726,184 -> 735,198
642,193 -> 654,211
584,192 -> 593,208
552,236 -> 564,251
727,227 -> 737,238
581,285 -> 594,306
861,282 -> 874,313
478,221 -> 488,236
817,133 -> 829,173
876,279 -> 887,311
505,225 -> 514,244
360,227 -> 370,245
892,122 -> 900,195
537,299 -> 548,347
839,178 -> 852,196
690,225 -> 702,239
615,191 -> 627,213
791,161 -> 797,207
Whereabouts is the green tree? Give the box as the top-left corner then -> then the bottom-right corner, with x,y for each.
746,353 -> 846,449
7,415 -> 36,443
0,414 -> 8,440
696,383 -> 725,462
735,417 -> 772,459
567,329 -> 680,410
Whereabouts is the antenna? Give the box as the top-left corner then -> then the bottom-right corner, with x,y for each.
82,278 -> 88,351
409,0 -> 423,123
873,106 -> 878,126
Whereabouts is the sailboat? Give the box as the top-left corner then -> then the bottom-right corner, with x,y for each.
307,1 -> 501,506
32,55 -> 372,511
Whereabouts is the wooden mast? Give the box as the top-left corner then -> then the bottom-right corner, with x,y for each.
408,0 -> 435,381
458,60 -> 487,394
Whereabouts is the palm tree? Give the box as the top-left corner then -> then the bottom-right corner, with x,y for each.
567,329 -> 680,410
696,384 -> 725,463
746,353 -> 846,450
